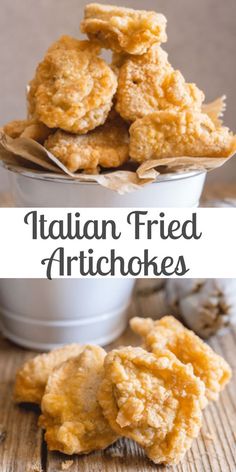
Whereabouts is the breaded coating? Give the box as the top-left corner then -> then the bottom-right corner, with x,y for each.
27,36 -> 117,134
129,110 -> 235,162
44,116 -> 129,173
4,119 -> 32,139
130,317 -> 232,402
81,3 -> 167,55
3,119 -> 51,143
116,44 -> 204,122
98,346 -> 205,465
39,346 -> 118,455
111,52 -> 129,73
14,344 -> 84,404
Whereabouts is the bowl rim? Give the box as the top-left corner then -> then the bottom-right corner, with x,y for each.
4,163 -> 206,185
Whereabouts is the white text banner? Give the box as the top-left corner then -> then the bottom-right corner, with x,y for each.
0,208 -> 235,279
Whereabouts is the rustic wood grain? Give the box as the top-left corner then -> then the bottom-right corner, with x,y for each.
0,337 -> 42,472
0,323 -> 235,472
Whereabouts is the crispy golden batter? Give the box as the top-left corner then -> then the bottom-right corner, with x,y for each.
4,119 -> 31,139
44,116 -> 129,172
14,344 -> 84,404
39,346 -> 118,455
130,317 -> 232,402
116,44 -> 204,122
111,52 -> 129,74
28,36 -> 117,134
81,3 -> 167,55
129,110 -> 234,162
98,346 -> 205,465
3,119 -> 51,143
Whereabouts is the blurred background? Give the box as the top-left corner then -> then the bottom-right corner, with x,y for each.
0,0 -> 235,191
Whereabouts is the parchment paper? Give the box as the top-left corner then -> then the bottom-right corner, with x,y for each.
0,97 -> 235,194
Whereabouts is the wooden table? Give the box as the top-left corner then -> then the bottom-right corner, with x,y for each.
1,322 -> 236,472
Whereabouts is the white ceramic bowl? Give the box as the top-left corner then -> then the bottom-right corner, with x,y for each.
0,167 -> 206,350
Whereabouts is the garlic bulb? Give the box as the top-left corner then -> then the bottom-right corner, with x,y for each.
165,279 -> 236,338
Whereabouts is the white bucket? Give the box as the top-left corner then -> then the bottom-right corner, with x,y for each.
7,167 -> 206,207
0,278 -> 134,351
0,167 -> 206,350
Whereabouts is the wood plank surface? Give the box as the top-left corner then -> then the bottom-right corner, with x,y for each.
0,324 -> 235,472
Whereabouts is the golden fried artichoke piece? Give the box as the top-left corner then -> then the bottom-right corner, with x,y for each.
3,119 -> 51,143
39,346 -> 118,455
111,52 -> 130,75
129,110 -> 235,163
115,44 -> 204,122
130,316 -> 232,402
44,115 -> 129,173
14,344 -> 84,404
27,35 -> 117,134
98,346 -> 205,465
81,3 -> 167,55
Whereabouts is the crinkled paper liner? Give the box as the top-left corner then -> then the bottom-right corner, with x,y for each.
0,97 -> 235,194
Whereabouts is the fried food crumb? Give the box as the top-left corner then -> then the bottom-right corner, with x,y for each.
14,344 -> 84,404
27,464 -> 43,472
28,35 -> 117,134
203,432 -> 214,441
3,119 -> 51,143
0,426 -> 7,444
129,110 -> 235,162
130,316 -> 232,401
39,346 -> 118,455
116,44 -> 204,122
61,460 -> 74,470
81,3 -> 167,55
98,346 -> 205,465
44,115 -> 129,173
108,448 -> 124,458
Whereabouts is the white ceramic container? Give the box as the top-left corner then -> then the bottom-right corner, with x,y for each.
0,167 -> 206,350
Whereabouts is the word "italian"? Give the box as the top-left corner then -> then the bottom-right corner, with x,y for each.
24,211 -> 202,241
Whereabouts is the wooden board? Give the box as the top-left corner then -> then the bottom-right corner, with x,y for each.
0,324 -> 236,472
